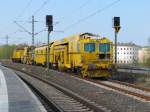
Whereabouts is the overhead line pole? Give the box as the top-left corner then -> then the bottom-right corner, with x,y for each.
32,16 -> 34,46
31,16 -> 35,64
14,16 -> 36,64
6,35 -> 9,45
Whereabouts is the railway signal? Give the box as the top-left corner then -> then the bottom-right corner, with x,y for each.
114,17 -> 120,33
46,15 -> 53,70
113,17 -> 121,67
46,15 -> 53,32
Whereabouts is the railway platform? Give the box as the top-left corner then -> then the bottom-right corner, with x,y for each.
0,65 -> 46,112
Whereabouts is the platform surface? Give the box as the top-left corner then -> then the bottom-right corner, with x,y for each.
0,65 -> 47,112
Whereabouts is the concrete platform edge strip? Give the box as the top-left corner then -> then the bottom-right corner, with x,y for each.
14,70 -> 47,112
0,69 -> 8,112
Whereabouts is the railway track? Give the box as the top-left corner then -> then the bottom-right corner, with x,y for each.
63,68 -> 150,102
15,70 -> 107,112
60,69 -> 150,102
43,64 -> 149,102
20,77 -> 60,112
91,80 -> 150,102
110,80 -> 150,92
1,61 -> 150,111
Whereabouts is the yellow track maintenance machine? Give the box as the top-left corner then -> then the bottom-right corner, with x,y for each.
49,33 -> 113,78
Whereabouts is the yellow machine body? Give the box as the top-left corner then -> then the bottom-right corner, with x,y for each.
12,48 -> 25,63
34,45 -> 48,66
21,47 -> 33,64
50,33 -> 113,78
25,33 -> 113,78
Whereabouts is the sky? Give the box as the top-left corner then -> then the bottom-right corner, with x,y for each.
0,0 -> 150,46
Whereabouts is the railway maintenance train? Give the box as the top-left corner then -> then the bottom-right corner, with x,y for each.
12,47 -> 25,63
12,33 -> 113,78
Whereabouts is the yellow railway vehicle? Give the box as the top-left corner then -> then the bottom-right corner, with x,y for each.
12,47 -> 25,63
21,46 -> 34,64
23,32 -> 113,78
34,43 -> 54,66
50,33 -> 113,78
34,45 -> 48,66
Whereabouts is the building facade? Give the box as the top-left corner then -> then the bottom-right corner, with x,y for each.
113,42 -> 140,64
138,47 -> 150,63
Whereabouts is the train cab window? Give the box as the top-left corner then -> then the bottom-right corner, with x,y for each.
99,43 -> 110,52
84,43 -> 95,52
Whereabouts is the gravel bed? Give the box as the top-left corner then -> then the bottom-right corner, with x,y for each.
1,60 -> 150,112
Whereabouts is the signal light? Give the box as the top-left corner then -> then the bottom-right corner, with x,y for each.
46,15 -> 53,31
113,17 -> 121,33
46,15 -> 53,26
114,17 -> 120,27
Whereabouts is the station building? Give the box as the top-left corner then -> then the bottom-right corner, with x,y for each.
113,42 -> 140,64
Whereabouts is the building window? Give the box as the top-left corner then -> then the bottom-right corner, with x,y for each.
124,48 -> 126,50
121,48 -> 122,50
127,48 -> 128,50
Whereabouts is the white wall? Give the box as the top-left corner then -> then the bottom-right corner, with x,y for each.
113,45 -> 139,64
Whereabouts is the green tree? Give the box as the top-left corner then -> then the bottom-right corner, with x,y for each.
0,45 -> 16,59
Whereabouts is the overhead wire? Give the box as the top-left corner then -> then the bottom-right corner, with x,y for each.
78,0 -> 91,9
10,0 -> 33,36
13,0 -> 51,36
6,0 -> 51,45
59,0 -> 92,23
33,0 -> 51,16
17,0 -> 33,19
64,0 -> 121,31
6,0 -> 33,36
